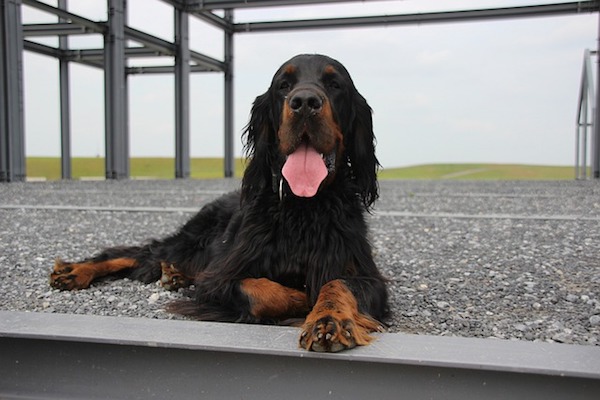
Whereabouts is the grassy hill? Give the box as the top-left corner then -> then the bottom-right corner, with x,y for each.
26,157 -> 246,180
378,163 -> 577,180
25,157 -> 577,181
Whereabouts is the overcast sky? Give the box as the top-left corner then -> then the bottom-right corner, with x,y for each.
21,0 -> 599,169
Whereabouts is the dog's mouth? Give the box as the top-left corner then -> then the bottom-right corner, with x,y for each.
281,141 -> 336,198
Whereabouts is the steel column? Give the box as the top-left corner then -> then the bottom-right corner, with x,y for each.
224,9 -> 234,178
175,7 -> 190,178
575,49 -> 594,179
1,0 -> 25,182
593,12 -> 600,178
58,0 -> 71,180
104,0 -> 129,179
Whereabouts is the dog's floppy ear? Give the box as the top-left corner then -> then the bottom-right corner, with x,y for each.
347,92 -> 380,210
242,91 -> 278,201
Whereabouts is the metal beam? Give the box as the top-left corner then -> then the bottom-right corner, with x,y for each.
224,9 -> 234,178
186,0 -> 395,11
24,40 -> 106,69
25,41 -> 217,72
23,39 -> 62,57
124,25 -> 177,54
1,312 -> 599,400
127,65 -> 213,74
175,7 -> 191,179
1,0 -> 26,182
158,0 -> 186,9
190,48 -> 226,72
58,0 -> 71,180
594,11 -> 600,178
24,41 -> 219,73
22,22 -> 91,37
22,0 -> 106,34
233,1 -> 600,33
124,25 -> 225,72
104,0 -> 129,179
191,10 -> 234,32
66,46 -> 166,62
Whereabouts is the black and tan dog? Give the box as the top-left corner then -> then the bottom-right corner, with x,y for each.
51,54 -> 389,352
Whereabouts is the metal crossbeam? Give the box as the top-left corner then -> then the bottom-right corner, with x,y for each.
127,65 -> 214,74
23,39 -> 62,58
23,22 -> 91,37
23,0 -> 106,33
185,0 -> 393,10
66,47 -> 166,61
24,41 -> 114,69
124,25 -> 225,72
1,312 -> 599,399
234,2 -> 600,32
192,10 -> 233,31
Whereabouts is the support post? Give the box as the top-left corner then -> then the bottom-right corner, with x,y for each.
104,0 -> 128,180
0,0 -> 26,182
594,12 -> 600,179
58,0 -> 71,180
174,7 -> 190,179
224,9 -> 234,178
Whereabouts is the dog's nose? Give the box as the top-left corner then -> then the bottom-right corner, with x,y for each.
289,90 -> 323,114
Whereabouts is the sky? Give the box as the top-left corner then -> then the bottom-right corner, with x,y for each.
21,0 -> 599,169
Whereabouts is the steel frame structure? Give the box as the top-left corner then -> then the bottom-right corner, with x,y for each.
1,0 -> 600,181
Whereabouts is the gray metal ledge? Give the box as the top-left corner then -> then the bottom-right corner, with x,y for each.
0,311 -> 599,399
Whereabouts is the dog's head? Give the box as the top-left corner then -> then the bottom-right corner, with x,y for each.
243,54 -> 379,209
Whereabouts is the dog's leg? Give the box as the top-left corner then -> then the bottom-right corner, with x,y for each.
240,278 -> 309,320
299,279 -> 384,352
50,257 -> 137,290
168,277 -> 309,322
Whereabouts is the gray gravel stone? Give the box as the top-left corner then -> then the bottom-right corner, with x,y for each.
1,179 -> 599,346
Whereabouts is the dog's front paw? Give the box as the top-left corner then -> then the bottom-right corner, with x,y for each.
300,316 -> 356,352
300,313 -> 383,352
299,280 -> 384,352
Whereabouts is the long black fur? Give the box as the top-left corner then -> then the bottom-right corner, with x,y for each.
78,54 -> 389,325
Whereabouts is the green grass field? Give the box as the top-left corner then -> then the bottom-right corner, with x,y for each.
26,157 -> 246,180
378,163 -> 577,180
25,157 -> 577,181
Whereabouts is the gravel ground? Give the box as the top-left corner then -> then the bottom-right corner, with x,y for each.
1,179 -> 599,345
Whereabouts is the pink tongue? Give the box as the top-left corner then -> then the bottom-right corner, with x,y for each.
282,143 -> 328,197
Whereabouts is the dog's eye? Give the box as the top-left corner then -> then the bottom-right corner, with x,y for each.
327,80 -> 341,90
279,81 -> 291,90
